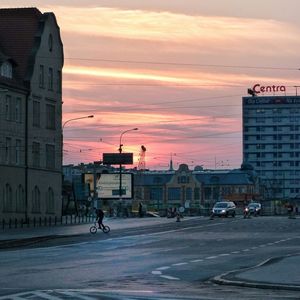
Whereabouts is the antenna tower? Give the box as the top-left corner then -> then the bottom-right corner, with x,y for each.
138,145 -> 146,171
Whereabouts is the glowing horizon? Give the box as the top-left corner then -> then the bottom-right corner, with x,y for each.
4,1 -> 299,169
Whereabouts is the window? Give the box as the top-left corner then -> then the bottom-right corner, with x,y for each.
48,34 -> 53,52
0,61 -> 12,78
15,97 -> 22,122
32,186 -> 41,213
15,139 -> 21,165
39,65 -> 44,88
194,188 -> 200,200
33,101 -> 40,127
3,183 -> 13,212
32,142 -> 40,167
46,104 -> 56,129
46,187 -> 55,213
57,70 -> 62,93
16,185 -> 25,213
168,187 -> 181,201
48,67 -> 53,90
5,137 -> 11,163
46,144 -> 55,169
186,188 -> 192,201
5,95 -> 11,120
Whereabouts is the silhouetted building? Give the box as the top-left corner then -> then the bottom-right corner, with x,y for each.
0,8 -> 63,221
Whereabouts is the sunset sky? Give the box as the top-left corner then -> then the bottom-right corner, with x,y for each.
3,0 -> 300,170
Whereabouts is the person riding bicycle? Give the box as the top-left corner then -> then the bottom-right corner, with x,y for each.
94,207 -> 104,229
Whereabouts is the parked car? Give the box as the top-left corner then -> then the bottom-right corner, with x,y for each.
211,201 -> 236,218
246,202 -> 261,216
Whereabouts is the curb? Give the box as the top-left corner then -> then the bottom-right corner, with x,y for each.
212,255 -> 300,291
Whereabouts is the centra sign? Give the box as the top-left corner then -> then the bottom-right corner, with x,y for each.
253,84 -> 286,94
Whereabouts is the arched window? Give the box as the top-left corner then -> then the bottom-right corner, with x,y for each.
16,185 -> 25,213
0,61 -> 12,78
3,183 -> 13,212
46,187 -> 55,213
32,186 -> 40,213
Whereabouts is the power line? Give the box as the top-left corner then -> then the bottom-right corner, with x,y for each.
62,57 -> 299,71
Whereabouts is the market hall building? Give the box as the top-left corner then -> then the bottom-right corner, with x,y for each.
243,85 -> 300,211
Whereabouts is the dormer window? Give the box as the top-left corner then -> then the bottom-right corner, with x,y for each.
0,61 -> 12,79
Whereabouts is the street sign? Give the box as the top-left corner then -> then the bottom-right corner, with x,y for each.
103,153 -> 133,165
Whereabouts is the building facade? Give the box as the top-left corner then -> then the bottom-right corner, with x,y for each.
63,162 -> 262,215
243,95 -> 300,204
0,8 -> 64,222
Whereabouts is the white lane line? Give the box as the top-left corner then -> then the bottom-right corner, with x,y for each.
242,249 -> 250,252
206,256 -> 217,259
33,291 -> 63,300
172,262 -> 188,266
59,291 -> 96,300
219,253 -> 230,257
151,270 -> 162,275
156,266 -> 170,270
231,251 -> 240,254
160,275 -> 180,280
190,259 -> 203,263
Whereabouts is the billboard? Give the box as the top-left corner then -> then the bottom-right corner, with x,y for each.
103,153 -> 133,165
96,173 -> 133,199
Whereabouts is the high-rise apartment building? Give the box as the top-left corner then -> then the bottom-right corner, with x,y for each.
243,94 -> 300,202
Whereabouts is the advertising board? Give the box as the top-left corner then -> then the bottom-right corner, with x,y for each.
96,173 -> 133,199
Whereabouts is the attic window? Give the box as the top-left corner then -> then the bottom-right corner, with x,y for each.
0,62 -> 12,79
48,34 -> 53,52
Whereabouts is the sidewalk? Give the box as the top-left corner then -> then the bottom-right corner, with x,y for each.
0,216 -> 188,242
213,254 -> 300,291
1,216 -> 300,291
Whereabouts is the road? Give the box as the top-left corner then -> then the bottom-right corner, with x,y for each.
0,216 -> 299,299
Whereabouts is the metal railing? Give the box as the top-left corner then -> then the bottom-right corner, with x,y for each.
1,215 -> 96,230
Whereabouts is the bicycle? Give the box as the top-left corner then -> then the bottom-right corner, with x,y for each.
89,221 -> 110,234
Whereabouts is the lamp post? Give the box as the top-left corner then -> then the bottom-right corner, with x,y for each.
118,128 -> 138,204
62,115 -> 94,130
62,115 -> 94,164
61,115 -> 94,215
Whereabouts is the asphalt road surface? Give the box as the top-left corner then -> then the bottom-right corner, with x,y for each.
0,216 -> 299,299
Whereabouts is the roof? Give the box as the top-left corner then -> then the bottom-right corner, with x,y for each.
0,8 -> 43,83
0,7 -> 63,87
195,169 -> 255,185
134,173 -> 174,186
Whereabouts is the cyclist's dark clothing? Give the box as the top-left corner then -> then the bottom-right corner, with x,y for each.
95,209 -> 104,229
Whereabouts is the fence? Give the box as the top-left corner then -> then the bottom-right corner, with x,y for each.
1,215 -> 96,230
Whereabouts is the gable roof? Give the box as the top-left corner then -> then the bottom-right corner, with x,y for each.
195,169 -> 255,185
0,8 -> 43,83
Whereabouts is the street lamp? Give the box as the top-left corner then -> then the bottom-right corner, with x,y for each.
62,115 -> 94,130
118,128 -> 138,203
61,115 -> 94,215
62,115 -> 94,164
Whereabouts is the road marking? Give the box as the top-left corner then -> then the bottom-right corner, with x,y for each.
172,262 -> 188,266
218,253 -> 230,257
160,275 -> 180,280
231,251 -> 240,254
242,249 -> 250,252
151,270 -> 162,275
59,291 -> 96,300
190,259 -> 203,263
206,256 -> 217,259
156,266 -> 170,270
